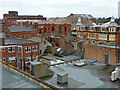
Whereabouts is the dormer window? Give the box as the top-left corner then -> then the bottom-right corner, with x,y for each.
81,26 -> 84,31
101,27 -> 106,32
109,27 -> 116,32
90,27 -> 94,31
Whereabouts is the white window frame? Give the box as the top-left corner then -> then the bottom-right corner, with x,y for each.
33,56 -> 38,61
27,34 -> 30,38
9,57 -> 15,63
109,34 -> 115,41
3,47 -> 5,52
99,34 -> 107,40
23,34 -> 25,38
13,34 -> 16,38
88,33 -> 95,39
8,47 -> 15,52
25,57 -> 31,63
25,46 -> 31,53
3,58 -> 6,62
33,33 -> 35,37
18,47 -> 21,52
18,34 -> 21,38
32,45 -> 38,51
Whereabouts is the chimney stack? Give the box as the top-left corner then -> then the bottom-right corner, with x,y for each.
30,22 -> 32,26
12,23 -> 15,26
17,22 -> 20,26
26,21 -> 29,27
0,38 -> 5,45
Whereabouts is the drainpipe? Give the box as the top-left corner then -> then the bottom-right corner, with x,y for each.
109,50 -> 111,64
21,46 -> 24,71
16,44 -> 19,68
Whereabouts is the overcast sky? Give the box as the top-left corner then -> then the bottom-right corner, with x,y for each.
0,0 -> 119,18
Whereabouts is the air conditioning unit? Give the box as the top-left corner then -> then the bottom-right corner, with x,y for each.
110,67 -> 120,81
110,71 -> 117,81
115,67 -> 120,79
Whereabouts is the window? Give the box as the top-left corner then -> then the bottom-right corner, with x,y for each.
23,34 -> 25,38
65,27 -> 67,32
32,45 -> 38,51
33,56 -> 38,61
33,33 -> 35,37
76,26 -> 79,30
3,58 -> 6,62
44,41 -> 46,45
9,57 -> 15,62
40,50 -> 42,55
89,40 -> 95,44
90,27 -> 94,31
25,57 -> 31,63
59,25 -> 62,33
81,27 -> 84,30
102,27 -> 105,31
27,34 -> 30,38
18,47 -> 21,52
109,35 -> 115,41
25,46 -> 31,52
79,33 -> 84,38
13,34 -> 16,38
51,27 -> 54,31
109,28 -> 116,32
99,34 -> 107,40
18,34 -> 21,38
2,47 -> 5,52
89,33 -> 95,39
8,47 -> 15,52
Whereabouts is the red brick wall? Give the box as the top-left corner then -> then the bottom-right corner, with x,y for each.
38,23 -> 71,35
0,38 -> 4,44
84,44 -> 117,65
6,30 -> 38,39
0,42 -> 39,70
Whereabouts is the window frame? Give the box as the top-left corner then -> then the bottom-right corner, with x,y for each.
25,46 -> 31,53
32,45 -> 38,51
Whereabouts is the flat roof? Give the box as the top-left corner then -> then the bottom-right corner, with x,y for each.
44,59 -> 119,88
94,44 -> 120,49
42,55 -> 81,61
1,64 -> 43,88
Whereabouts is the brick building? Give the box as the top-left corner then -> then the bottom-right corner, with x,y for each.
68,13 -> 96,23
0,32 -> 39,71
84,44 -> 120,65
3,11 -> 46,27
16,20 -> 72,40
76,16 -> 120,45
75,16 -> 120,65
6,21 -> 38,39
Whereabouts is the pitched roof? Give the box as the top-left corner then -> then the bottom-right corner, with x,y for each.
29,37 -> 43,42
5,38 -> 34,45
8,26 -> 37,32
48,16 -> 93,29
70,14 -> 95,19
